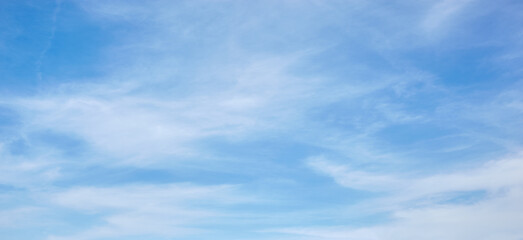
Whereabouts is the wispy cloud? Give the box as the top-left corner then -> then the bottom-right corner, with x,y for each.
422,0 -> 475,34
294,154 -> 523,239
45,183 -> 255,240
308,153 -> 523,202
270,187 -> 523,239
35,0 -> 62,81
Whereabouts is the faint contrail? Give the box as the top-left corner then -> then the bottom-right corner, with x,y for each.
36,0 -> 62,82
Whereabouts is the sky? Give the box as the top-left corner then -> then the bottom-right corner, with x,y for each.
1,0 -> 523,239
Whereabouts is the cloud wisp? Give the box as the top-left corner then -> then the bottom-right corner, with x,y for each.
285,154 -> 523,240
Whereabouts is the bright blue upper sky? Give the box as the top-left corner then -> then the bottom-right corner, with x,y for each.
1,0 -> 523,239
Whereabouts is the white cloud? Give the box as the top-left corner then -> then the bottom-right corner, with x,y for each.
0,207 -> 45,228
0,152 -> 62,188
270,187 -> 523,240
422,0 -> 474,34
298,154 -> 523,239
9,54 -> 315,165
307,156 -> 401,191
46,183 -> 256,240
308,153 -> 523,200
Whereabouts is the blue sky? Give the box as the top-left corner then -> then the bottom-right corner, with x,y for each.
1,0 -> 523,239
